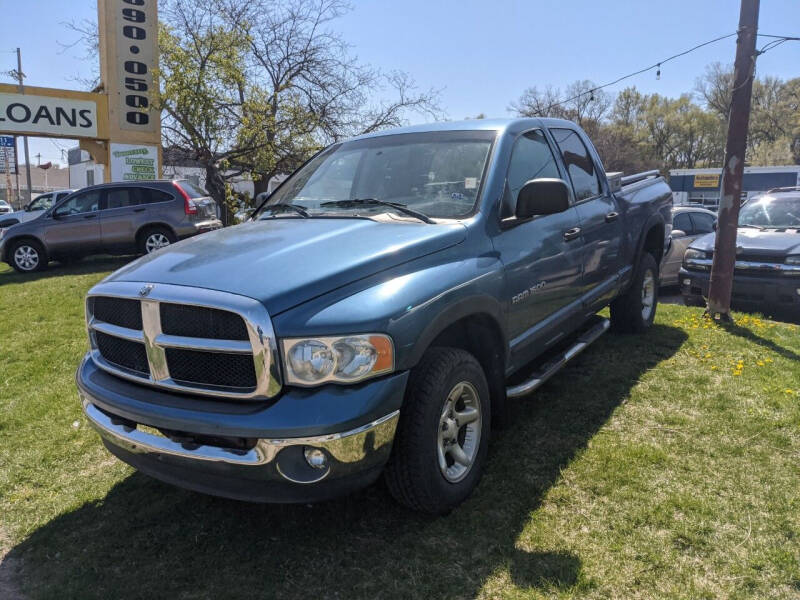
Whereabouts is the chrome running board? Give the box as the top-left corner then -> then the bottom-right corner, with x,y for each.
506,316 -> 610,399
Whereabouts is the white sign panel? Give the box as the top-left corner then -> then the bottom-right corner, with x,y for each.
0,135 -> 16,175
0,93 -> 98,138
110,143 -> 158,181
112,0 -> 158,134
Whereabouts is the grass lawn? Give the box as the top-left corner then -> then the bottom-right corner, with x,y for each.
1,257 -> 799,599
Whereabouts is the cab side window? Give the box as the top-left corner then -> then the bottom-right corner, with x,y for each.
672,213 -> 693,235
550,128 -> 601,201
502,130 -> 560,218
54,190 -> 101,216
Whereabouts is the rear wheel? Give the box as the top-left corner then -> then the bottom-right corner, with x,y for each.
10,239 -> 46,273
385,347 -> 490,514
610,252 -> 659,333
139,227 -> 176,255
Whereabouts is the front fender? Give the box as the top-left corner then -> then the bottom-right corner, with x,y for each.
271,250 -> 507,372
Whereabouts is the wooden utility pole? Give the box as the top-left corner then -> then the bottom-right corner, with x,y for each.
706,0 -> 760,320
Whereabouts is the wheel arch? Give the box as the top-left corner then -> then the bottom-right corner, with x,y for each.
406,303 -> 508,428
2,233 -> 47,263
135,222 -> 177,244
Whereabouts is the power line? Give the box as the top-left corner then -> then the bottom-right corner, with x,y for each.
528,31 -> 798,117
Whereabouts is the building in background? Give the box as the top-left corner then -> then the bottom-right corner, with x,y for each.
0,163 -> 70,209
669,166 -> 800,210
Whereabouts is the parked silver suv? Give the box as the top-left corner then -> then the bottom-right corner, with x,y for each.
0,180 -> 222,273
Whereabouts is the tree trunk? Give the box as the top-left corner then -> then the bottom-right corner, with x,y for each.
253,175 -> 270,201
205,164 -> 230,226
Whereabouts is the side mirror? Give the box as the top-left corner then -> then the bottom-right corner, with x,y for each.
515,178 -> 570,220
671,229 -> 686,239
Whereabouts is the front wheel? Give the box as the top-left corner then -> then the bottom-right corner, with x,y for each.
10,239 -> 47,273
139,227 -> 176,255
385,347 -> 490,514
610,252 -> 659,333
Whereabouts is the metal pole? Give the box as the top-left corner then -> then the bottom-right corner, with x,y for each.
706,0 -> 760,320
16,48 -> 32,204
13,137 -> 20,208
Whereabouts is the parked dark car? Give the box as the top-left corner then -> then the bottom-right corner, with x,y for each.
0,180 -> 221,273
681,187 -> 800,310
76,119 -> 672,514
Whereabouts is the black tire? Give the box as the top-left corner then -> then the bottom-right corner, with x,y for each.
385,347 -> 491,514
138,226 -> 176,255
610,252 -> 659,333
9,238 -> 47,273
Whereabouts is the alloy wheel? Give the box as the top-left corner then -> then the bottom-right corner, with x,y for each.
641,268 -> 655,320
14,245 -> 39,271
145,233 -> 170,253
437,381 -> 482,483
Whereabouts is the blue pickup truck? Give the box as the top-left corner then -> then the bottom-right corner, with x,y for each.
77,118 -> 672,513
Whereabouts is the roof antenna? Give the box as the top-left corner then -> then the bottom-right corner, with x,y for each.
656,63 -> 661,80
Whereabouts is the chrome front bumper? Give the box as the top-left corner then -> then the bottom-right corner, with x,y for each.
81,394 -> 399,499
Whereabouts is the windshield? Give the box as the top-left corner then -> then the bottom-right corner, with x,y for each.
258,130 -> 495,220
739,195 -> 800,228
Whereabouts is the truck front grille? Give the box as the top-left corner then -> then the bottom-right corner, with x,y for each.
91,297 -> 143,330
165,348 -> 257,388
94,331 -> 150,375
160,303 -> 249,340
85,283 -> 280,400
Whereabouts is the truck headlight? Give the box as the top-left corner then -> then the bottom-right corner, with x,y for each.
281,334 -> 394,386
786,255 -> 800,265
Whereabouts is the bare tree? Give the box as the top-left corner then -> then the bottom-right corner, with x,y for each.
214,0 -> 441,196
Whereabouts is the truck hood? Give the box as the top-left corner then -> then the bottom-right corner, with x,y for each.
690,228 -> 800,256
106,218 -> 467,314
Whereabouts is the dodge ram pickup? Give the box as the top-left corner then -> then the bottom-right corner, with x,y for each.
77,118 -> 672,514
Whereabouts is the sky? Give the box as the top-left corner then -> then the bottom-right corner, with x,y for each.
1,0 -> 798,167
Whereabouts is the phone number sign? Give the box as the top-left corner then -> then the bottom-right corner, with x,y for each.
113,0 -> 158,133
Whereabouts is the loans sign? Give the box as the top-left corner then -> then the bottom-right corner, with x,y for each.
0,92 -> 98,138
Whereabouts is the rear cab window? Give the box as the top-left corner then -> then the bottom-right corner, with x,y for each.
549,128 -> 601,201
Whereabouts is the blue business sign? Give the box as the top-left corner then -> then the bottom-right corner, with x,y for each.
0,135 -> 16,174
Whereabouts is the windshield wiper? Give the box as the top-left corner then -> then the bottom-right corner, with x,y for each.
319,198 -> 434,224
260,203 -> 310,218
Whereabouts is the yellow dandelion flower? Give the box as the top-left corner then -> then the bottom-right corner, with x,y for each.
756,361 -> 764,366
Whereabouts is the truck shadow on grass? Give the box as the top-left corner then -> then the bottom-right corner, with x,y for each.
8,324 -> 687,599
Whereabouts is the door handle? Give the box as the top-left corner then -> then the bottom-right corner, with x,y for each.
563,227 -> 581,241
605,211 -> 619,223
133,208 -> 146,212
83,214 -> 97,219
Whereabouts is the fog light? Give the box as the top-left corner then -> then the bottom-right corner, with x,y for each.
683,278 -> 691,286
304,447 -> 327,469
796,288 -> 800,296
